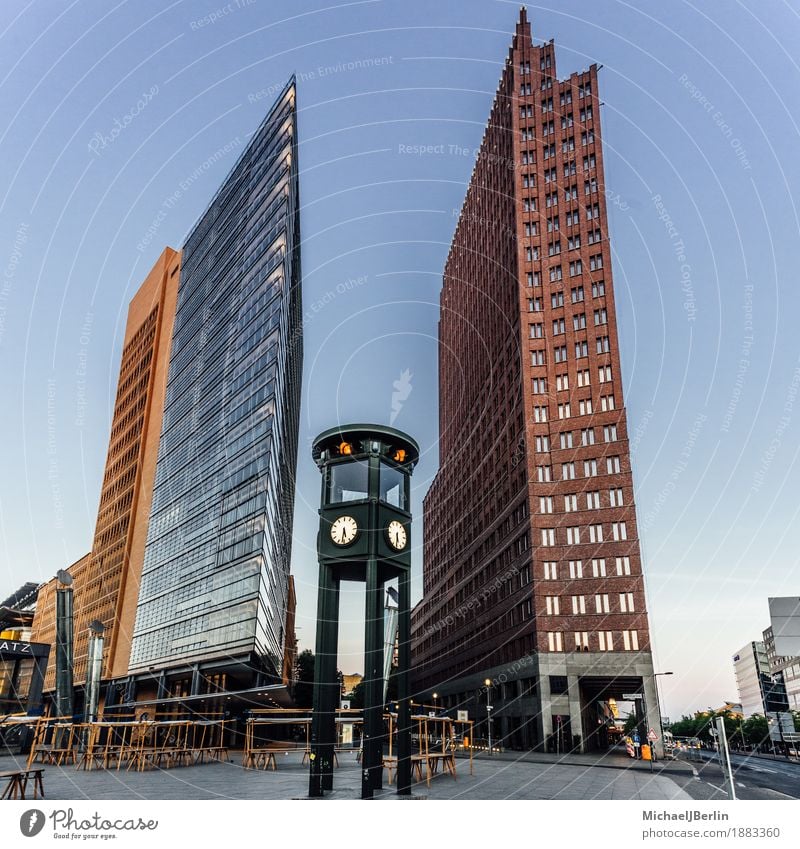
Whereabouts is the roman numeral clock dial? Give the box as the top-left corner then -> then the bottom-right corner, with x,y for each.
330,515 -> 358,546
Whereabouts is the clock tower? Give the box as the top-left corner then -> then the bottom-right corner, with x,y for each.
308,424 -> 419,799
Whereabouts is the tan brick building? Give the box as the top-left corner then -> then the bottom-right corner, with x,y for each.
30,247 -> 181,699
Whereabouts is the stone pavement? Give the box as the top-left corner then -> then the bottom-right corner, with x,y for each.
0,750 -> 692,800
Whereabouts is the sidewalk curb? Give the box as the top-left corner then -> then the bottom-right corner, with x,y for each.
458,752 -> 694,777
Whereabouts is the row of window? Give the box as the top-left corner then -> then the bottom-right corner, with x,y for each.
533,424 -> 618,451
543,556 -> 632,579
545,592 -> 635,615
547,628 -> 639,652
537,488 -> 624,513
537,455 -> 623,481
539,521 -> 629,547
530,367 -> 613,392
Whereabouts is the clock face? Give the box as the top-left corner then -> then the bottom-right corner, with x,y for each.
387,520 -> 407,551
330,515 -> 358,546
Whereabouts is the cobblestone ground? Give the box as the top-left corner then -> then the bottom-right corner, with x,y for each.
0,751 -> 692,800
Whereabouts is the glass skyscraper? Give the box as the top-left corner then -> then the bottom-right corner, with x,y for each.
128,80 -> 302,692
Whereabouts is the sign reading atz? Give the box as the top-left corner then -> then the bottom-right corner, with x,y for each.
0,640 -> 33,655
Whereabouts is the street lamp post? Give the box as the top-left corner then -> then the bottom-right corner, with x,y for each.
432,692 -> 438,714
652,671 -> 673,759
484,679 -> 493,755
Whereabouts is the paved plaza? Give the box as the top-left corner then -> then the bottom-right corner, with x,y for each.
0,750 -> 693,801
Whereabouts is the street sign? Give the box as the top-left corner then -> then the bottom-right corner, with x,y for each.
647,729 -> 658,741
633,732 -> 640,743
623,693 -> 643,700
457,710 -> 469,722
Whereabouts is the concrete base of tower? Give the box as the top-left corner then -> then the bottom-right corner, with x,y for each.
414,650 -> 663,757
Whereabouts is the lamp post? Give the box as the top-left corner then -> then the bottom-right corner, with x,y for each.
432,692 -> 438,714
484,678 -> 493,755
652,671 -> 673,758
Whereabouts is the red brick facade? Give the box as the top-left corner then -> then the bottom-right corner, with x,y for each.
412,11 -> 655,747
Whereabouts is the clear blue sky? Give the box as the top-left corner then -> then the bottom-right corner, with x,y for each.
1,0 -> 799,720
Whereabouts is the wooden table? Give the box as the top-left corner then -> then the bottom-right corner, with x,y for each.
0,768 -> 44,799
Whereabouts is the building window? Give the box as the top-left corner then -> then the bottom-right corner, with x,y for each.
581,427 -> 595,446
589,523 -> 604,543
607,456 -> 621,474
566,526 -> 580,545
575,631 -> 589,650
596,336 -> 610,353
531,349 -> 545,366
609,487 -> 623,507
583,459 -> 598,476
547,632 -> 563,652
586,491 -> 600,510
598,630 -> 613,651
564,493 -> 578,512
545,596 -> 560,615
612,521 -> 628,541
598,365 -> 612,383
541,528 -> 556,546
592,280 -> 606,297
571,285 -> 584,303
587,228 -> 602,244
539,495 -> 553,513
519,564 -> 532,587
528,297 -> 542,312
548,241 -> 561,256
622,630 -> 639,651
601,395 -> 615,411
551,291 -> 564,308
532,377 -> 547,394
535,435 -> 550,452
572,595 -> 586,615
569,560 -> 583,579
578,398 -> 593,416
550,266 -> 563,282
595,594 -> 610,614
537,465 -> 552,482
603,424 -> 617,442
574,341 -> 588,358
568,235 -> 581,251
544,561 -> 558,580
548,216 -> 560,233
556,374 -> 569,391
533,405 -> 548,422
530,323 -> 544,338
615,556 -> 631,576
619,592 -> 635,613
560,431 -> 573,449
573,313 -> 586,330
558,402 -> 571,419
554,345 -> 568,363
562,461 -> 576,480
577,369 -> 590,387
594,308 -> 608,325
591,558 -> 606,577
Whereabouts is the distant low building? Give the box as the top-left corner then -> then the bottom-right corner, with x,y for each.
763,625 -> 800,711
733,640 -> 788,717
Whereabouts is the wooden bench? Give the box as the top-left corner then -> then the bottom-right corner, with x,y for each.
0,768 -> 45,800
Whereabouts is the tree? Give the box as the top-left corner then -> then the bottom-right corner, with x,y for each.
293,649 -> 315,708
742,714 -> 770,749
623,713 -> 638,735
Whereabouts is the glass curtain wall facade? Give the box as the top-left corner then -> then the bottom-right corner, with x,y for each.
129,80 -> 302,686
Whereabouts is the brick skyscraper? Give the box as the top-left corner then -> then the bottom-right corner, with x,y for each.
412,9 -> 660,753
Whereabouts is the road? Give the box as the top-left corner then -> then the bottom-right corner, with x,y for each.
672,749 -> 800,800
